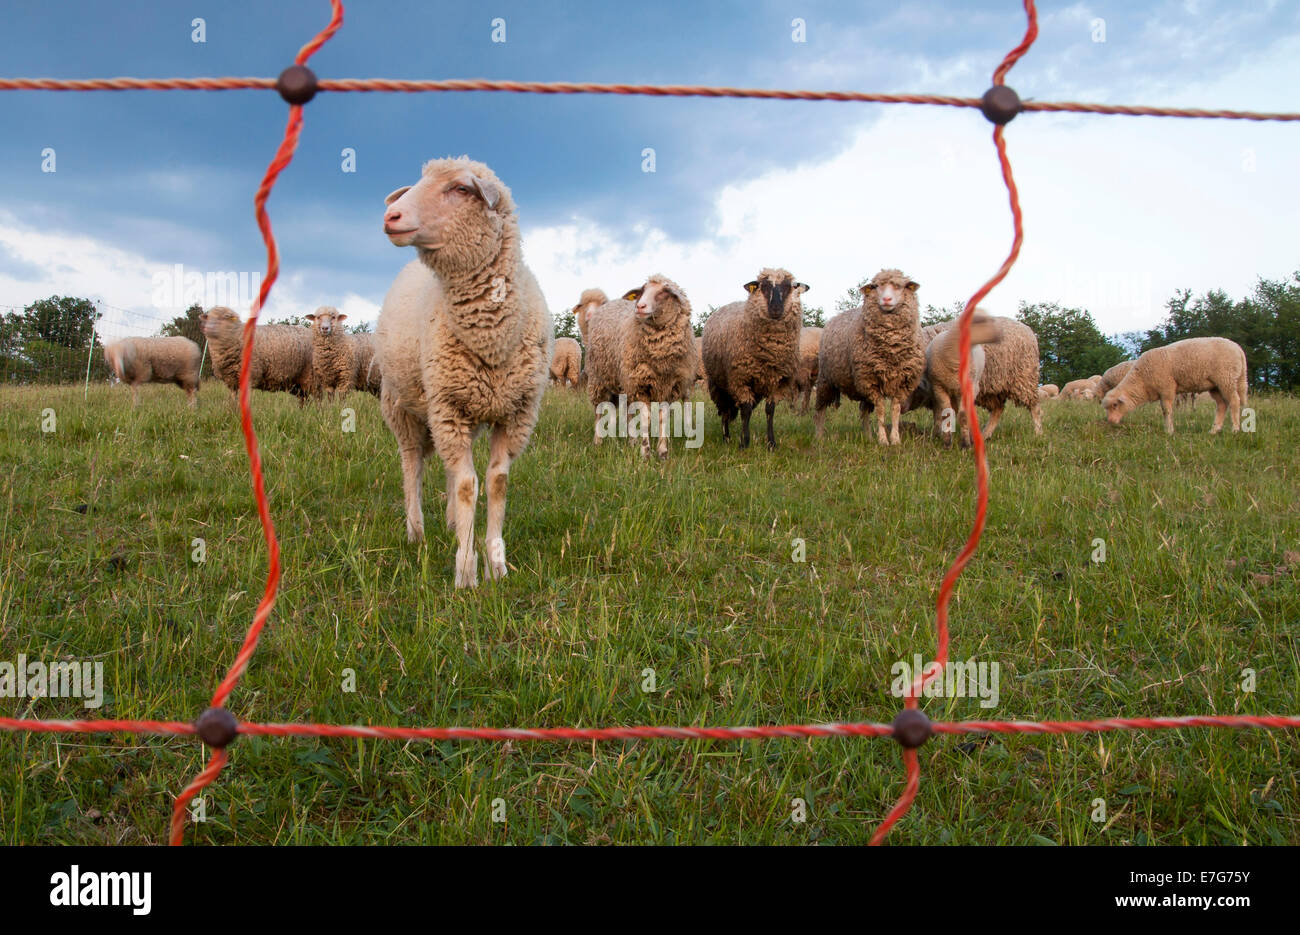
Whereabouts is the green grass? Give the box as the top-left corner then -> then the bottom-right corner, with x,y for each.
0,381 -> 1296,845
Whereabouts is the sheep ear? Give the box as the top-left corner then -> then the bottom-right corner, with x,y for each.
745,281 -> 760,294
797,282 -> 810,294
623,288 -> 644,301
906,281 -> 920,292
305,314 -> 316,321
384,186 -> 411,206
860,284 -> 875,296
336,313 -> 347,322
471,176 -> 501,210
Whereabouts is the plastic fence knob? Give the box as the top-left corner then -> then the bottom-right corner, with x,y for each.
276,65 -> 318,106
195,707 -> 239,748
980,85 -> 1022,125
891,708 -> 933,748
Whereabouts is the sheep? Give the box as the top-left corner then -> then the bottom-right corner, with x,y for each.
572,288 -> 607,344
694,335 -> 707,387
1097,360 -> 1134,397
1101,336 -> 1247,434
199,306 -> 315,403
814,268 -> 925,446
103,336 -> 202,408
1038,383 -> 1059,399
702,268 -> 807,449
970,316 -> 1043,438
352,333 -> 382,396
584,275 -> 697,459
913,312 -> 1002,447
550,336 -> 582,387
1060,377 -> 1100,400
375,155 -> 552,588
790,326 -> 823,414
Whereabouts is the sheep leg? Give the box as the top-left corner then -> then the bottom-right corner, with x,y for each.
484,425 -> 513,581
130,385 -> 140,408
933,387 -> 955,447
982,401 -> 1004,439
764,398 -> 776,449
1159,394 -> 1175,434
442,443 -> 478,589
1209,388 -> 1227,434
382,388 -> 431,543
444,465 -> 457,529
738,402 -> 754,449
889,398 -> 902,446
1029,399 -> 1043,435
657,404 -> 670,460
872,398 -> 889,445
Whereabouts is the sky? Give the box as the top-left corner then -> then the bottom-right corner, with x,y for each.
0,0 -> 1297,340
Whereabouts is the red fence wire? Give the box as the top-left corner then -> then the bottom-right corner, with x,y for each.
1,0 -> 1296,846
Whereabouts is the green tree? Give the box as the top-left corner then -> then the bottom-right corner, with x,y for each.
19,295 -> 101,349
801,305 -> 826,328
1017,301 -> 1127,386
554,307 -> 579,340
159,303 -> 206,345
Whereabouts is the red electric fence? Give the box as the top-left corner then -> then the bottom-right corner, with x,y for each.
1,0 -> 1297,846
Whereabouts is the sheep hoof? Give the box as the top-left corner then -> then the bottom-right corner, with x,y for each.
657,449 -> 668,461
485,539 -> 508,581
454,550 -> 478,589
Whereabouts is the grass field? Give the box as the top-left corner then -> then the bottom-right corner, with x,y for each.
1,379 -> 1297,845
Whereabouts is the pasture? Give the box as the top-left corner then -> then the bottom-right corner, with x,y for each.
0,381 -> 1296,844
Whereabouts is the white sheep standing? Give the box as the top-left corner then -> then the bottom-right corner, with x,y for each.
103,336 -> 202,408
1102,336 -> 1247,434
305,306 -> 366,399
199,306 -> 316,404
374,155 -> 552,588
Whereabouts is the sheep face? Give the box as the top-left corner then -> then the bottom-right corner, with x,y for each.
306,306 -> 346,336
862,269 -> 919,313
745,270 -> 809,321
382,157 -> 512,273
624,277 -> 687,323
199,306 -> 240,337
1102,389 -> 1133,424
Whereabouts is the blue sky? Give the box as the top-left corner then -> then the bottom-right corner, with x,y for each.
1,0 -> 1298,337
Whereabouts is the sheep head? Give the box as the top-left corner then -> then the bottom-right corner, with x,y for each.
861,269 -> 919,315
623,275 -> 691,327
743,268 -> 809,321
306,306 -> 347,336
573,288 -> 608,335
1102,387 -> 1135,425
199,306 -> 241,337
382,156 -> 515,274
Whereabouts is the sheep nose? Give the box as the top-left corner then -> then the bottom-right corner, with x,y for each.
384,207 -> 403,225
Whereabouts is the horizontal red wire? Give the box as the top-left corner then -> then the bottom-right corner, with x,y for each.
1,75 -> 1297,121
4,714 -> 1297,743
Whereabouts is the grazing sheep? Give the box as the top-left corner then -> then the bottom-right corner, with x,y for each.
375,155 -> 552,588
702,268 -> 807,449
1060,377 -> 1100,400
1038,383 -> 1059,399
585,275 -> 697,458
1102,336 -> 1247,434
971,316 -> 1043,438
815,268 -> 925,446
104,336 -> 202,408
915,312 -> 1002,447
550,336 -> 582,387
791,326 -> 823,414
572,288 -> 607,344
1097,360 -> 1134,397
199,306 -> 315,403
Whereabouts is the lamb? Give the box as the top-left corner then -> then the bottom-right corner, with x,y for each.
103,336 -> 202,408
1038,383 -> 1059,399
814,268 -> 925,445
584,275 -> 697,458
199,306 -> 315,403
790,326 -> 823,414
1101,336 -> 1247,434
550,336 -> 582,387
702,268 -> 807,449
912,312 -> 1002,447
375,155 -> 552,588
970,316 -> 1043,437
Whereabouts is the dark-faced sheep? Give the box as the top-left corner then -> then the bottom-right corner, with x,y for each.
702,268 -> 807,449
584,275 -> 697,459
104,336 -> 202,408
1102,336 -> 1247,434
814,268 -> 925,446
199,306 -> 315,404
375,155 -> 552,588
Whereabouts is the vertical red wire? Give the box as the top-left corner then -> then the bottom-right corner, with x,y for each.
168,0 -> 345,846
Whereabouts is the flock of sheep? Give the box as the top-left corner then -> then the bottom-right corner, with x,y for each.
102,155 -> 1252,588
